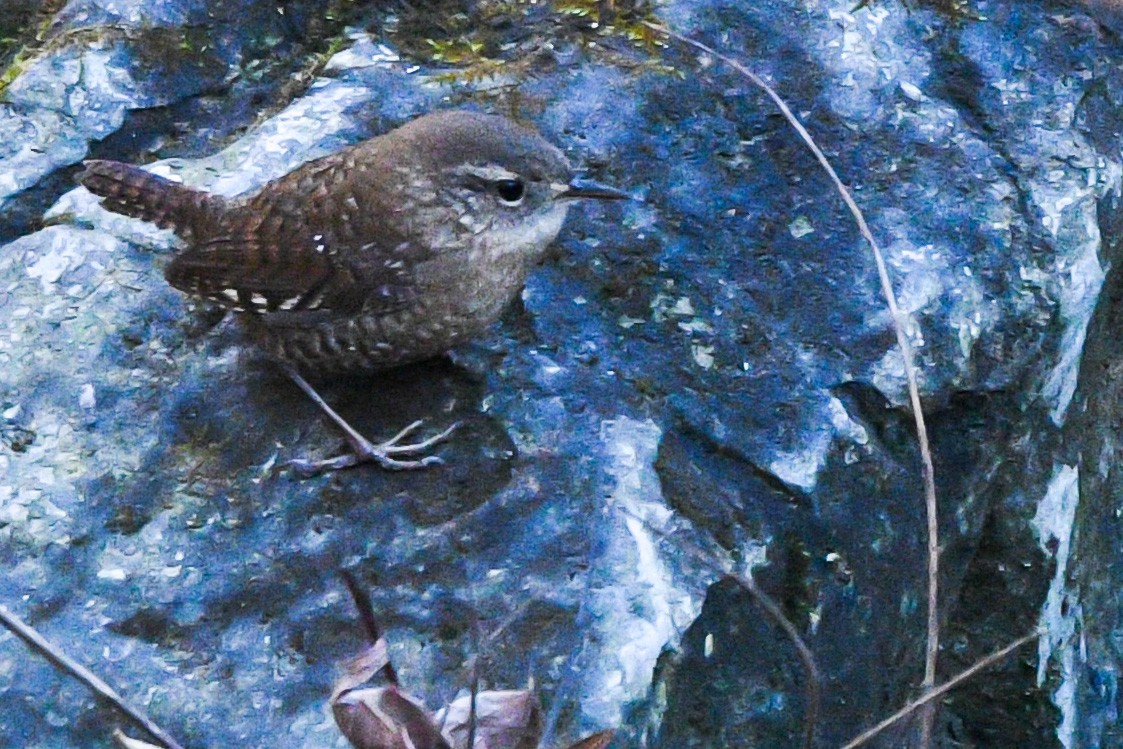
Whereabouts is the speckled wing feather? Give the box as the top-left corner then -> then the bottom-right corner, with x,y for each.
163,150 -> 427,316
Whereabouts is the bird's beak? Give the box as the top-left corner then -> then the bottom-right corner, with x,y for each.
553,180 -> 630,201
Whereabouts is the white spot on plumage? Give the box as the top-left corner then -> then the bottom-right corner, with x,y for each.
457,163 -> 521,182
222,289 -> 239,302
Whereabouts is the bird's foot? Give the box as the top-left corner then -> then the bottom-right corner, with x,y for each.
280,363 -> 458,476
286,419 -> 459,476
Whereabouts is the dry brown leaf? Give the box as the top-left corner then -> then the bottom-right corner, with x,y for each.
111,729 -> 165,749
436,689 -> 543,749
329,579 -> 613,749
331,636 -> 393,702
333,685 -> 450,749
562,729 -> 615,749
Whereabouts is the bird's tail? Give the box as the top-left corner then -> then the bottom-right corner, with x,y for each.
79,160 -> 225,239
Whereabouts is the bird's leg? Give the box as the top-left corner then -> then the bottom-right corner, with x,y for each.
279,364 -> 458,475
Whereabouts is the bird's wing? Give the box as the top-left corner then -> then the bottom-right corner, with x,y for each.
164,149 -> 434,315
164,231 -> 420,315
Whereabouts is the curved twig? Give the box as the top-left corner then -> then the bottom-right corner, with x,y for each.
642,20 -> 942,744
726,571 -> 822,749
622,515 -> 822,749
340,570 -> 399,686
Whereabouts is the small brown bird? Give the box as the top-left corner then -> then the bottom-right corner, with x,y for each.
81,110 -> 624,473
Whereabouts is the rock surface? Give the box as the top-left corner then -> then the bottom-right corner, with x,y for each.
2,1 -> 1122,748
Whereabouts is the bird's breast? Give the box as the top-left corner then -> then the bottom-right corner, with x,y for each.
258,204 -> 570,375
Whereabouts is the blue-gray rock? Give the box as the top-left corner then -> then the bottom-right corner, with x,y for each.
2,1 -> 1122,748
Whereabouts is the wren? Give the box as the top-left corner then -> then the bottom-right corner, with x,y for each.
80,110 -> 625,473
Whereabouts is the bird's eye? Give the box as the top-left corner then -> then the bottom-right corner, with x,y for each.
495,179 -> 525,204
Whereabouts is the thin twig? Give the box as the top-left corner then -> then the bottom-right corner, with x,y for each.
642,20 -> 943,744
838,630 -> 1040,749
727,571 -> 822,749
341,569 -> 384,644
341,570 -> 399,685
0,605 -> 186,749
620,511 -> 821,749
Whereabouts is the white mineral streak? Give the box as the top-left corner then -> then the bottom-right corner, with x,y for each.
1033,464 -> 1081,749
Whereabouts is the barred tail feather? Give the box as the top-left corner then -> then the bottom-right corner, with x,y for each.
79,160 -> 223,239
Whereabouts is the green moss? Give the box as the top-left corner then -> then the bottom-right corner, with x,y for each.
245,1 -> 374,137
426,37 -> 487,64
130,25 -> 224,77
389,0 -> 673,87
0,0 -> 70,95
